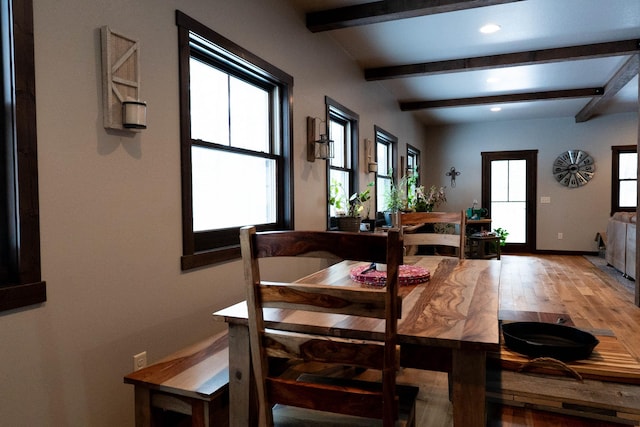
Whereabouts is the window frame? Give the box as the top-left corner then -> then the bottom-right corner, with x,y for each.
326,96 -> 359,229
0,0 -> 46,311
406,144 -> 421,202
406,144 -> 420,184
374,126 -> 398,213
611,145 -> 637,215
176,11 -> 294,270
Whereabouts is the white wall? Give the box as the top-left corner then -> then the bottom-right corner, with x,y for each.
421,113 -> 638,251
1,0 -> 427,426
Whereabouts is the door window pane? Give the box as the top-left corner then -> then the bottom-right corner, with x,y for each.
491,159 -> 526,243
508,160 -> 526,201
491,201 -> 526,243
491,160 -> 509,201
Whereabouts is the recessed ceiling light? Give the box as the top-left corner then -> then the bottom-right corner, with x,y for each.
480,23 -> 501,34
490,107 -> 502,112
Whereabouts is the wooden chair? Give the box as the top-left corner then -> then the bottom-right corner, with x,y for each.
240,226 -> 418,427
400,211 -> 467,258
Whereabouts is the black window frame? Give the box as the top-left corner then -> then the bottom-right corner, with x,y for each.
326,96 -> 359,229
176,11 -> 294,270
0,0 -> 46,311
611,145 -> 637,215
374,126 -> 398,213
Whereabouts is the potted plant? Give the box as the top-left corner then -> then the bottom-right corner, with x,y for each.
494,227 -> 509,247
329,180 -> 374,232
413,185 -> 447,212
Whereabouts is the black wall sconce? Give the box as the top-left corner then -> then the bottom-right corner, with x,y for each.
307,116 -> 334,162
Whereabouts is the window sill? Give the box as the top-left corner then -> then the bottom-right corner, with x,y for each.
181,246 -> 241,270
0,281 -> 46,312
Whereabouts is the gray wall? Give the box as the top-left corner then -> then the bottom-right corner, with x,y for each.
2,0 -> 636,425
1,0 -> 427,426
421,113 -> 638,251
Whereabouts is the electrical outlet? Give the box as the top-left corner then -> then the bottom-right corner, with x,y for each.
133,351 -> 147,371
557,232 -> 563,240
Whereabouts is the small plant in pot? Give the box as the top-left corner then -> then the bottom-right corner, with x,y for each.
383,174 -> 409,227
330,180 -> 373,232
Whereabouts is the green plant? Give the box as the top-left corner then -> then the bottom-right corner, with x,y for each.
329,179 -> 346,214
494,227 -> 509,246
413,185 -> 447,212
329,179 -> 374,218
383,172 -> 408,212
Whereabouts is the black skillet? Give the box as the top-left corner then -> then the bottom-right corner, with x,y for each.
501,321 -> 599,361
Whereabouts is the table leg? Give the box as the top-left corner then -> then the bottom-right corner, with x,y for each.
228,323 -> 253,427
451,349 -> 487,427
133,386 -> 151,427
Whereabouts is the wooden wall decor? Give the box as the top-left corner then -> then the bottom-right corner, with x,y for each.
100,26 -> 141,131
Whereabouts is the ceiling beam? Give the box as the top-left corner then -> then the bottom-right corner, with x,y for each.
575,55 -> 640,123
399,87 -> 604,111
366,39 -> 640,81
306,0 -> 524,32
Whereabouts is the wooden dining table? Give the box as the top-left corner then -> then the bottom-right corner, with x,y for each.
213,255 -> 501,427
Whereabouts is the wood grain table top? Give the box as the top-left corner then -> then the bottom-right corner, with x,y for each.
214,256 -> 501,352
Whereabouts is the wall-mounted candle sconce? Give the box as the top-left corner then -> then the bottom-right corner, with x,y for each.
307,116 -> 334,162
446,166 -> 461,187
122,100 -> 147,129
101,26 -> 147,132
365,138 -> 378,173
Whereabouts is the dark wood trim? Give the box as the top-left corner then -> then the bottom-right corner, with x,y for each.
481,150 -> 537,254
306,0 -> 523,32
176,11 -> 294,269
576,54 -> 640,123
176,11 -> 293,86
181,248 -> 241,271
373,126 -> 398,214
637,76 -> 640,307
0,0 -> 46,312
400,88 -> 603,111
610,145 -> 637,216
326,97 -> 360,229
365,39 -> 640,81
177,24 -> 194,257
406,144 -> 421,185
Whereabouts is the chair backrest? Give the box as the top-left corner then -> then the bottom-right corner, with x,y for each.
240,226 -> 404,427
400,210 -> 467,259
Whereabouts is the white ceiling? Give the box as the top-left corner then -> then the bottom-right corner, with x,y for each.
287,0 -> 640,125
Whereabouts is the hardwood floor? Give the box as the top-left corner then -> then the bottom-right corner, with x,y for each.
409,254 -> 640,427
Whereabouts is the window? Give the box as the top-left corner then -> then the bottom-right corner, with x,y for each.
611,145 -> 637,215
326,97 -> 358,227
0,0 -> 46,311
406,144 -> 420,203
177,12 -> 293,269
375,126 -> 397,212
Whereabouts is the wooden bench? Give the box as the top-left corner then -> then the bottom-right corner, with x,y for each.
124,331 -> 229,427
